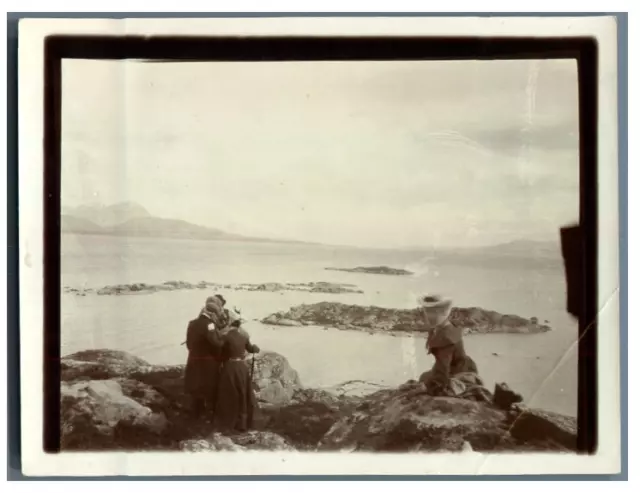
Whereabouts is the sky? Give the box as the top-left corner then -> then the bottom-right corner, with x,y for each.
61,58 -> 579,249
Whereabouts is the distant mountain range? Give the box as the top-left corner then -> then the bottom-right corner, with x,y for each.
61,202 -> 563,257
439,239 -> 563,264
62,201 -> 151,228
452,239 -> 561,257
61,202 -> 291,244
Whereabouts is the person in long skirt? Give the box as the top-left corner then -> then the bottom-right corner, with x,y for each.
215,309 -> 260,432
184,295 -> 228,419
419,295 -> 474,396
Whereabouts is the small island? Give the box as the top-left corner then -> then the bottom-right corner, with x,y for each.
63,280 -> 364,297
262,302 -> 552,335
325,266 -> 414,276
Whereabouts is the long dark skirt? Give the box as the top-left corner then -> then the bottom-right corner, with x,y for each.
185,356 -> 221,417
215,360 -> 257,432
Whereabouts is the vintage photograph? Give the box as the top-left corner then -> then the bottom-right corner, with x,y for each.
58,55 -> 582,455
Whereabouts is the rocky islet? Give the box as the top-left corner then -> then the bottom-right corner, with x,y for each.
63,279 -> 550,336
324,266 -> 414,276
63,280 -> 364,297
262,302 -> 552,335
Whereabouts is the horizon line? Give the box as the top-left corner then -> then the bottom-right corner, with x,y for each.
62,201 -> 564,252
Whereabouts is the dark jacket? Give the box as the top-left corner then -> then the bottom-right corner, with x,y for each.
221,327 -> 260,360
426,320 -> 464,351
184,314 -> 223,398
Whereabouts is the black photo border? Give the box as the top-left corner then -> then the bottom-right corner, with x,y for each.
43,34 -> 598,457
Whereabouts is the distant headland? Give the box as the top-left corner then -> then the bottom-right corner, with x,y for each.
62,201 -> 563,259
61,202 -> 315,246
325,266 -> 414,276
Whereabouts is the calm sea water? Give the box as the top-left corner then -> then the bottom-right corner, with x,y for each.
61,234 -> 578,416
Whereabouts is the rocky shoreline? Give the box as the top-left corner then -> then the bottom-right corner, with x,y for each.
262,302 -> 552,335
63,280 -> 364,297
325,266 -> 414,276
60,349 -> 576,453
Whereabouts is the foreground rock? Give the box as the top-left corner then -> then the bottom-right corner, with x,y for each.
63,280 -> 363,296
262,302 -> 552,335
180,431 -> 296,452
60,349 -> 575,452
260,388 -> 362,450
320,385 -> 511,452
508,405 -> 578,450
318,382 -> 573,452
325,266 -> 414,276
61,349 -> 301,450
323,380 -> 392,398
61,379 -> 169,450
251,351 -> 302,405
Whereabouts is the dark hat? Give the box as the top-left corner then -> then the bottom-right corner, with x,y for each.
205,296 -> 222,312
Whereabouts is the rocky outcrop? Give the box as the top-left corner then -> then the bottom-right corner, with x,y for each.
262,302 -> 552,335
508,405 -> 578,451
63,281 -> 363,297
260,388 -> 361,450
61,349 -> 160,380
60,349 -> 302,451
325,266 -> 414,276
180,431 -> 296,452
61,379 -> 169,450
318,382 -> 575,453
60,349 -> 576,453
323,380 -> 392,398
319,385 -> 513,452
251,351 -> 302,405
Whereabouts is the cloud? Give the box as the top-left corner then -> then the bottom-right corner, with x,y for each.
61,59 -> 580,248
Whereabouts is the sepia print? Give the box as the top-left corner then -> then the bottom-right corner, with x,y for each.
18,17 -> 621,476
59,56 -> 581,453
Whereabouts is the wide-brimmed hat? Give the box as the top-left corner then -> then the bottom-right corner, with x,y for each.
418,294 -> 453,315
214,294 -> 227,306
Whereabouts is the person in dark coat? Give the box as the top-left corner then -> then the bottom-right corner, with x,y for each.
419,295 -> 474,396
215,309 -> 260,433
184,295 -> 228,419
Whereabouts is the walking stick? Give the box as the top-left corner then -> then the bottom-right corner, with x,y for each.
247,352 -> 256,429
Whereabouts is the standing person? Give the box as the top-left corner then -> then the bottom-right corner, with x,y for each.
184,295 -> 227,420
419,295 -> 470,396
214,294 -> 227,308
215,309 -> 260,433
